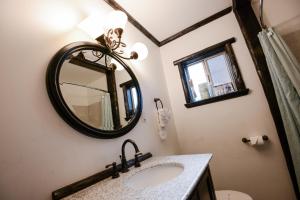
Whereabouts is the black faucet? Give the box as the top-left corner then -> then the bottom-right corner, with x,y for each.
120,139 -> 142,173
105,162 -> 119,179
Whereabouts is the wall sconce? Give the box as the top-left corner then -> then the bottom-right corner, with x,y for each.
78,10 -> 148,61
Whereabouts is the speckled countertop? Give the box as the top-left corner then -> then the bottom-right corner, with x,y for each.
63,154 -> 212,200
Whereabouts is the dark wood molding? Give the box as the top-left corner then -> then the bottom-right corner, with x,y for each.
173,37 -> 236,65
185,89 -> 249,108
224,43 -> 246,89
177,62 -> 192,103
52,152 -> 152,200
119,80 -> 134,88
160,7 -> 232,46
232,0 -> 299,198
103,0 -> 160,46
103,0 -> 232,47
69,53 -> 108,73
106,69 -> 121,129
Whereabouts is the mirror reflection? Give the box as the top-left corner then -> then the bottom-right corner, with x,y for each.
59,50 -> 138,131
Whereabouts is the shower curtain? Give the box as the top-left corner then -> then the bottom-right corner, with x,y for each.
258,28 -> 300,190
101,93 -> 114,130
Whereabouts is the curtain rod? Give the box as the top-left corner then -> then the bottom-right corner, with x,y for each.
59,82 -> 108,93
259,0 -> 267,29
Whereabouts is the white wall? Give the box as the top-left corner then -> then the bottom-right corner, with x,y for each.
0,0 -> 179,199
252,0 -> 300,30
160,12 -> 296,200
252,0 -> 300,61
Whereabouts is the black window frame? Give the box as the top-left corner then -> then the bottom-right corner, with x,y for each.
120,80 -> 137,121
173,37 -> 249,108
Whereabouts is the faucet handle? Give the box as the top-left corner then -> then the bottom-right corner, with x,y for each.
135,152 -> 143,156
119,155 -> 129,173
105,162 -> 120,179
134,152 -> 143,168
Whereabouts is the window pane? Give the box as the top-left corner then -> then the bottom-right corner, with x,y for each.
126,89 -> 133,111
186,62 -> 212,101
131,87 -> 138,110
207,54 -> 235,96
207,54 -> 232,86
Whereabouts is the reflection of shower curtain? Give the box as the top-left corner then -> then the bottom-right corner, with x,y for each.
258,28 -> 300,191
101,93 -> 114,130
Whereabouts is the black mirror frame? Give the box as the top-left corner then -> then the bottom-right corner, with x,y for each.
46,42 -> 143,139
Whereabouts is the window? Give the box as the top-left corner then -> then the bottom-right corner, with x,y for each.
174,38 -> 249,108
120,80 -> 138,121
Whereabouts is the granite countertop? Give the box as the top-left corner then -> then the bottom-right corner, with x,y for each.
63,154 -> 212,200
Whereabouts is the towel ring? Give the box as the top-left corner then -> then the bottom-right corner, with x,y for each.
154,98 -> 164,110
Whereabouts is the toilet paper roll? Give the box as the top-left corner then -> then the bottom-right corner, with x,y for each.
249,136 -> 265,146
249,136 -> 258,146
257,136 -> 265,145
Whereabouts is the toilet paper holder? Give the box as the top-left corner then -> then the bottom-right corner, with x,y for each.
242,135 -> 269,143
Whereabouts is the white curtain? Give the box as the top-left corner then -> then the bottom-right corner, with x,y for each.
258,28 -> 300,190
101,93 -> 114,130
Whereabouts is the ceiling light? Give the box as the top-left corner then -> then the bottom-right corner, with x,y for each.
78,10 -> 148,61
131,43 -> 148,61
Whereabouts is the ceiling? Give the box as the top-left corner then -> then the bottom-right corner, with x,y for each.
60,62 -> 106,86
115,0 -> 232,41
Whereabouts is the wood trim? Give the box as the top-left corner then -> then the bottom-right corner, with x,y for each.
232,0 -> 299,198
159,7 -> 233,46
224,43 -> 246,89
69,56 -> 108,74
119,80 -> 134,88
106,69 -> 121,129
173,38 -> 236,65
103,0 -> 232,47
52,152 -> 152,200
103,0 -> 160,46
185,89 -> 249,108
177,63 -> 192,104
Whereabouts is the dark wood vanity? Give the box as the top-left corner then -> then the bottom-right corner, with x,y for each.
188,167 -> 216,200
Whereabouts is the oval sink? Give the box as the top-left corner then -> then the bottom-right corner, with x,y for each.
126,163 -> 184,189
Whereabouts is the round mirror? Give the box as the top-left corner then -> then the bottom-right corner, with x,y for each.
46,42 -> 142,139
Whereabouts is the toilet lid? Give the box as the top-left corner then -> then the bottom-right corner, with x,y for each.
216,190 -> 253,200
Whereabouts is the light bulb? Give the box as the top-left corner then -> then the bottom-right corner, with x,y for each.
131,42 -> 148,61
111,59 -> 124,71
105,10 -> 128,30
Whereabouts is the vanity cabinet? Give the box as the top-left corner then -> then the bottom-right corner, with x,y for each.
53,154 -> 214,200
188,167 -> 216,200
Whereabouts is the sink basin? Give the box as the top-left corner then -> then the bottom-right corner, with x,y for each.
126,163 -> 184,189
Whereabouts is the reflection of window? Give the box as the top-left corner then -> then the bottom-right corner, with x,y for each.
120,80 -> 138,121
174,38 -> 249,108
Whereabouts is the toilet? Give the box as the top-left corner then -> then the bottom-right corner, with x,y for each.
216,190 -> 253,200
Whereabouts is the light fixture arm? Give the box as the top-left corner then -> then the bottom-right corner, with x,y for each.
96,27 -> 137,61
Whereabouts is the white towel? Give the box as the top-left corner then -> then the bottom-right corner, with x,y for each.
156,108 -> 171,140
157,108 -> 170,128
158,129 -> 167,140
